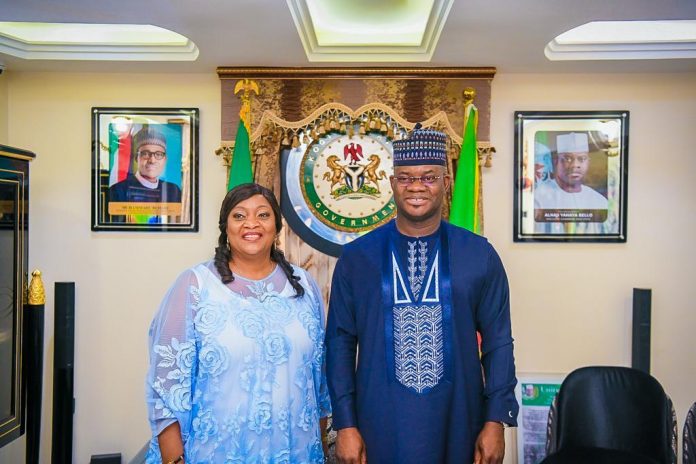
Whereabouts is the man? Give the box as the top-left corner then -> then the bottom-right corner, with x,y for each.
108,127 -> 182,203
534,132 -> 607,210
326,124 -> 518,464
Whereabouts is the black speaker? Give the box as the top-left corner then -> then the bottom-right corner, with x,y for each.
89,453 -> 122,464
52,282 -> 75,464
632,288 -> 651,374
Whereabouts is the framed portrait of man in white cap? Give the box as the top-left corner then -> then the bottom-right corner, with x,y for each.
91,107 -> 199,232
514,111 -> 629,242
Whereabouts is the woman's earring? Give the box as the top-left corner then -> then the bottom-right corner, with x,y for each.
226,236 -> 231,252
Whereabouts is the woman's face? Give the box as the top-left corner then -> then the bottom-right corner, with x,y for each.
226,194 -> 277,262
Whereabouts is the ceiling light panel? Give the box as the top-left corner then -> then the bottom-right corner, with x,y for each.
546,20 -> 696,61
287,0 -> 454,62
0,22 -> 198,61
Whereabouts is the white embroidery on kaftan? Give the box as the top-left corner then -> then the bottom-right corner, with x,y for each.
392,253 -> 412,304
392,248 -> 443,393
393,304 -> 444,393
406,240 -> 429,300
421,251 -> 440,303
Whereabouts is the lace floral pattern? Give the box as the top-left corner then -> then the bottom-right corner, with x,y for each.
146,261 -> 330,463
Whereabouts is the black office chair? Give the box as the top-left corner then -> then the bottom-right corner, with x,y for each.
541,366 -> 675,464
685,402 -> 696,464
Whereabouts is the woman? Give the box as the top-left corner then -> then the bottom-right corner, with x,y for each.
145,183 -> 331,463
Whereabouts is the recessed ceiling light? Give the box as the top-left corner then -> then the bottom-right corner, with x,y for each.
308,0 -> 433,46
0,22 -> 198,61
287,0 -> 454,62
546,20 -> 696,61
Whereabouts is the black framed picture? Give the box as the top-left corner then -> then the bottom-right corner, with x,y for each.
514,111 -> 629,242
91,107 -> 199,232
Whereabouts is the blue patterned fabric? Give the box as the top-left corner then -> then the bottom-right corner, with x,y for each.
145,261 -> 331,463
393,304 -> 444,393
392,123 -> 448,167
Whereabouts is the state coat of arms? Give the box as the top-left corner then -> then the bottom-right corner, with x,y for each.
301,133 -> 396,233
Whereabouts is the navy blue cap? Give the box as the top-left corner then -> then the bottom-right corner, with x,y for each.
392,123 -> 447,167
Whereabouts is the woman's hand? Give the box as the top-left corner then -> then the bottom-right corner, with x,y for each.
158,421 -> 185,464
320,417 -> 329,457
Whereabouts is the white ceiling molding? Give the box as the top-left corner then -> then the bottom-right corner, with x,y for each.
286,0 -> 454,62
545,20 -> 696,61
0,22 -> 199,61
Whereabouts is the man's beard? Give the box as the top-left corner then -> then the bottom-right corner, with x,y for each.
397,198 -> 443,225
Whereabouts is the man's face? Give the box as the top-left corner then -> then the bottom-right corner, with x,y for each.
390,164 -> 450,225
136,143 -> 166,182
554,152 -> 589,192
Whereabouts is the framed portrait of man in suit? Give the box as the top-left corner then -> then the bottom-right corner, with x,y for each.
91,107 -> 199,232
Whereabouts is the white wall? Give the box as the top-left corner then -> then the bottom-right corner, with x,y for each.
0,70 -> 694,463
488,73 -> 696,457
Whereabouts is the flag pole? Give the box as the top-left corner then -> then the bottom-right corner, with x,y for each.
449,87 -> 481,234
227,79 -> 259,190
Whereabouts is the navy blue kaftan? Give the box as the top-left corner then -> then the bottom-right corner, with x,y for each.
326,220 -> 518,463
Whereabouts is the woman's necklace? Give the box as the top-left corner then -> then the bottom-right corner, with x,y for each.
229,258 -> 276,280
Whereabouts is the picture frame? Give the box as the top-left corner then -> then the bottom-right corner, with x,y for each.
91,107 -> 199,232
513,111 -> 629,242
514,372 -> 566,464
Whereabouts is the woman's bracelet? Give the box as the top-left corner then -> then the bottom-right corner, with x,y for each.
166,454 -> 184,464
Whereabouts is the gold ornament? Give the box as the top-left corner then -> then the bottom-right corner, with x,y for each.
28,269 -> 45,305
463,87 -> 476,105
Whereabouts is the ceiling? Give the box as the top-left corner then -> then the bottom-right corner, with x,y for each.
1,0 -> 695,74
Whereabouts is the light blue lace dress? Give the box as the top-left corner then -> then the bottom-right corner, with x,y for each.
145,261 -> 331,463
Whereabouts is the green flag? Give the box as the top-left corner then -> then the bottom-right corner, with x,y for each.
450,103 -> 480,233
227,116 -> 253,191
